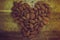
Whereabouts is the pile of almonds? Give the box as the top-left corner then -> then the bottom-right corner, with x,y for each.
11,1 -> 51,40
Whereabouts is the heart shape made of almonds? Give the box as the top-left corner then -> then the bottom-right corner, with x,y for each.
11,1 -> 51,40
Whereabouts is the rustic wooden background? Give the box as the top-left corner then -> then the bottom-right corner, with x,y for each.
0,0 -> 60,40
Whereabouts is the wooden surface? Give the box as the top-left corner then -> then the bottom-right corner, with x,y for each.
0,0 -> 60,40
0,31 -> 60,40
